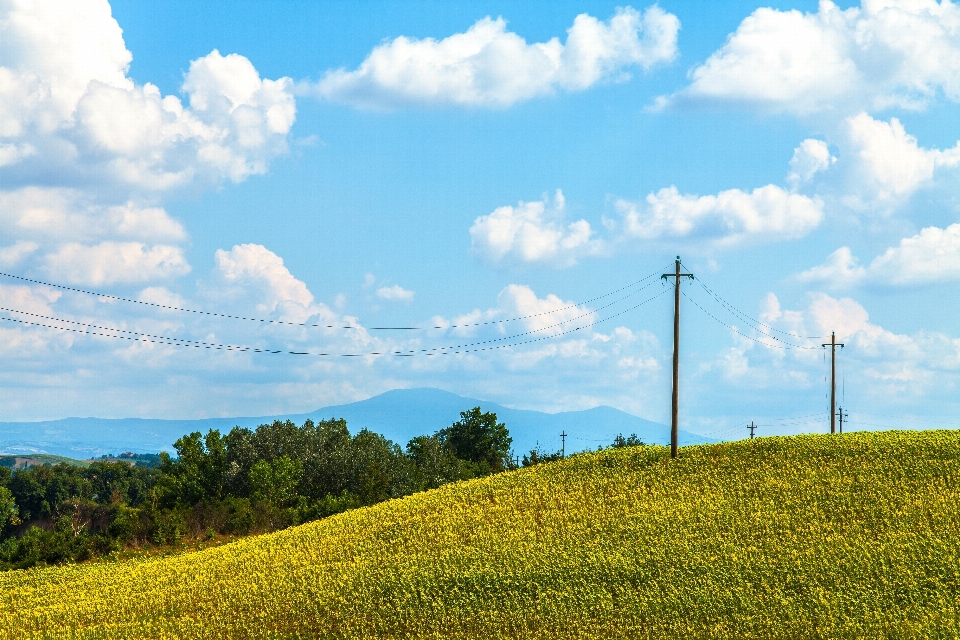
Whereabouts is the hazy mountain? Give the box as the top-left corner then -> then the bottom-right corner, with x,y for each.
0,388 -> 714,459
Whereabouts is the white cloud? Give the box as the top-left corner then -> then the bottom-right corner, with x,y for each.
0,241 -> 37,267
788,139 -> 835,187
206,244 -> 342,325
312,5 -> 678,108
470,189 -> 603,267
0,188 -> 187,243
698,291 -> 960,406
795,247 -> 866,287
666,0 -> 960,114
0,283 -> 60,315
798,223 -> 960,287
843,112 -> 960,203
137,286 -> 185,309
42,241 -> 190,286
376,285 -> 415,302
617,184 -> 823,248
0,0 -> 296,190
0,0 -> 299,296
496,284 -> 596,336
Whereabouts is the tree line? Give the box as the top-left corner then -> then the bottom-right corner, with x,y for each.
0,408 -> 519,570
0,406 -> 644,571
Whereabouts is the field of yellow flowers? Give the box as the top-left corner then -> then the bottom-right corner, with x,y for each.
3,430 -> 960,639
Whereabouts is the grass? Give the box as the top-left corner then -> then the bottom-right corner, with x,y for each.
3,430 -> 960,638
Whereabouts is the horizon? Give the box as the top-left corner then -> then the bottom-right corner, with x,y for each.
2,0 -> 960,445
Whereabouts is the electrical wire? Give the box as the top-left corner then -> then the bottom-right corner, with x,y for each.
0,288 -> 668,358
681,290 -> 817,350
688,269 -> 821,340
0,265 -> 671,332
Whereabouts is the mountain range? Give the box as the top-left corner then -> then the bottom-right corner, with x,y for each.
0,388 -> 714,459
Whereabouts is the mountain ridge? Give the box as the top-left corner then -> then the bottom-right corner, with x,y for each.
0,387 -> 713,458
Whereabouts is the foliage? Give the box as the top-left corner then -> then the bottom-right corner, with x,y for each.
521,447 -> 563,466
2,431 -> 959,638
0,408 -> 510,570
438,407 -> 512,474
612,433 -> 644,447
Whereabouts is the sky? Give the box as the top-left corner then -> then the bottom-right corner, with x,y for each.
2,0 -> 960,443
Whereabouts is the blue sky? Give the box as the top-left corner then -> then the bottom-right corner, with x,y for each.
1,0 -> 959,442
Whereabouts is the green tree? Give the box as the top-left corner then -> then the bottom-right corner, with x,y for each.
0,486 -> 18,531
406,435 -> 468,490
249,456 -> 302,508
438,407 -> 512,474
612,433 -> 644,448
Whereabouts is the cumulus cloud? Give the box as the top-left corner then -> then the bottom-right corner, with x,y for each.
42,241 -> 190,286
210,243 -> 312,310
788,139 -> 835,187
0,241 -> 37,267
701,290 -> 960,404
0,0 -> 300,296
616,184 -> 823,248
429,284 -> 600,345
842,112 -> 960,204
375,285 -> 415,302
665,0 -> 960,114
797,223 -> 960,287
470,190 -> 603,267
312,5 -> 679,108
204,244 -> 346,327
0,188 -> 187,243
0,1 -> 296,190
496,284 -> 596,336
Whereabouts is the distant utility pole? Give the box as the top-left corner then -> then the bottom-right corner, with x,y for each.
662,257 -> 694,458
560,431 -> 567,458
821,332 -> 845,434
748,421 -> 756,439
838,407 -> 848,434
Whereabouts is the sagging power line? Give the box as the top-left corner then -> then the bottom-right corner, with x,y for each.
0,288 -> 669,358
0,267 -> 670,332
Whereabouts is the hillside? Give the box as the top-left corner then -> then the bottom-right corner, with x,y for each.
3,431 -> 959,638
0,454 -> 88,470
0,387 -> 705,458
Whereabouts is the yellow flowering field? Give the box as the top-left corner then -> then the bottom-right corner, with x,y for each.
3,430 -> 960,639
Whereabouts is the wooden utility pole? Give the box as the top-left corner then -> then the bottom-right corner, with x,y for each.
821,332 -> 845,434
749,421 -> 756,439
560,431 -> 566,458
662,257 -> 694,458
838,407 -> 847,434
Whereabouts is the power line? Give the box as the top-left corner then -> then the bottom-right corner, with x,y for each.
0,288 -> 668,358
692,274 -> 821,340
0,277 -> 664,358
681,290 -> 817,350
358,282 -> 665,356
0,266 -> 670,332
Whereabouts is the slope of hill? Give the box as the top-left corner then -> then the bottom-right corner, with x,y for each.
3,430 -> 959,638
0,454 -> 87,470
0,387 -> 704,458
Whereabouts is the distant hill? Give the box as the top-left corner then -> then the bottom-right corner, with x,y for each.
4,431 -> 959,637
0,454 -> 88,470
0,387 -> 711,458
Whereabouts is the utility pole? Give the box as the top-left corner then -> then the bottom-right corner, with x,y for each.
560,431 -> 567,458
748,421 -> 756,439
821,331 -> 845,434
838,407 -> 848,434
662,257 -> 694,458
